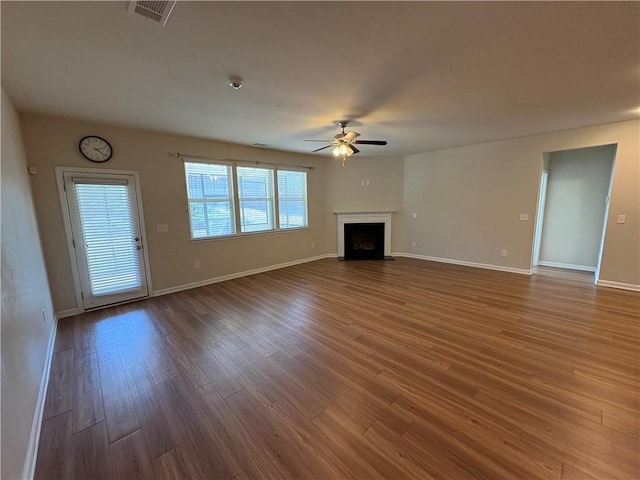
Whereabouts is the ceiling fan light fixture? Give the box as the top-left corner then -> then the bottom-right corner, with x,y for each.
307,120 -> 386,159
332,143 -> 353,157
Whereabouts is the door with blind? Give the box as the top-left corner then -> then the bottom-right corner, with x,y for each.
62,171 -> 149,309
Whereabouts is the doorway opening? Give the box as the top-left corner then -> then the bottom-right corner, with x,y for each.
56,167 -> 151,311
532,144 -> 617,284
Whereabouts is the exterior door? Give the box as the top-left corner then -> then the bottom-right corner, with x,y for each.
62,171 -> 149,309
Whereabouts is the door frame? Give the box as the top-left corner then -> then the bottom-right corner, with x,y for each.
594,149 -> 617,283
532,170 -> 548,266
55,166 -> 153,313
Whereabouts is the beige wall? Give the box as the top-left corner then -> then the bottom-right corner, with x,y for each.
20,113 -> 329,313
16,112 -> 640,319
404,120 -> 640,286
540,145 -> 615,269
324,155 -> 405,254
1,90 -> 56,480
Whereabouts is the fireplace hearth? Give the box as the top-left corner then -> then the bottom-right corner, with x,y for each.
344,222 -> 385,260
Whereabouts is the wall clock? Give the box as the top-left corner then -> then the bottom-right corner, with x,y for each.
79,135 -> 113,162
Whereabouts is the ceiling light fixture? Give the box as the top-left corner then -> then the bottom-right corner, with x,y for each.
332,143 -> 354,157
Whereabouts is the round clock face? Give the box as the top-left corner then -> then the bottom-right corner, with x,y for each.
79,136 -> 113,162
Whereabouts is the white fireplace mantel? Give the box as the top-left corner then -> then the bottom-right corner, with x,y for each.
335,211 -> 393,258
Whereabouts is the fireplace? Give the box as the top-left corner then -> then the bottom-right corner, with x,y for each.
344,222 -> 385,260
335,211 -> 393,259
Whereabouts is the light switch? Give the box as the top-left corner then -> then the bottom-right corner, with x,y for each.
156,224 -> 169,232
617,215 -> 626,224
519,213 -> 529,221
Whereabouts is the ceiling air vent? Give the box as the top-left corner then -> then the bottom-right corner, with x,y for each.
128,1 -> 177,26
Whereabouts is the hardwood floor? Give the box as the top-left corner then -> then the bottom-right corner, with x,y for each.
533,265 -> 594,284
36,258 -> 639,479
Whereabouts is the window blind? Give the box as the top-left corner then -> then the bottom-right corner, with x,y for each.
277,170 -> 308,229
184,162 -> 235,238
237,166 -> 275,233
73,181 -> 142,295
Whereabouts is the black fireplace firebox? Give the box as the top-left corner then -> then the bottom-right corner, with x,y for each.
344,222 -> 385,260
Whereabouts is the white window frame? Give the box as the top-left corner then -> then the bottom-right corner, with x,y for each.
184,161 -> 236,239
277,168 -> 309,230
183,159 -> 308,241
236,165 -> 276,233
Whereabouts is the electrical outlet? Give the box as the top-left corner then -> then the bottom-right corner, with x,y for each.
412,212 -> 417,219
501,250 -> 508,257
519,213 -> 529,221
360,180 -> 365,186
311,242 -> 315,248
365,179 -> 370,186
194,261 -> 200,269
411,241 -> 416,247
156,224 -> 169,232
617,214 -> 626,224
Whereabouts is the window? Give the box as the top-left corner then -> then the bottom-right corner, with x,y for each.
73,181 -> 142,295
184,162 -> 235,239
237,166 -> 275,233
184,161 -> 308,240
278,170 -> 307,229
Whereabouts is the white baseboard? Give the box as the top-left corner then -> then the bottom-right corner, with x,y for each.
537,261 -> 596,272
22,313 -> 58,480
55,308 -> 80,319
396,252 -> 532,275
153,254 -> 334,296
596,280 -> 640,292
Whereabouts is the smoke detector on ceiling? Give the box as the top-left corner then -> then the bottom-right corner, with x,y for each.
128,1 -> 177,26
228,77 -> 243,90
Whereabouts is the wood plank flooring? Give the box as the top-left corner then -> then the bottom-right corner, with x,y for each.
35,258 -> 639,479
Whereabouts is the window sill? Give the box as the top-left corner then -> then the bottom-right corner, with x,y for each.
189,226 -> 310,244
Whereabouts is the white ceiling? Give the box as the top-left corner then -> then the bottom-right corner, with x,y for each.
2,1 -> 639,157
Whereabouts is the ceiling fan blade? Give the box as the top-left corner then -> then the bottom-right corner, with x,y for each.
312,145 -> 333,152
305,139 -> 333,142
350,145 -> 360,155
353,140 -> 387,146
343,131 -> 360,142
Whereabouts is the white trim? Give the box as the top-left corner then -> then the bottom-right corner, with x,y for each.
153,254 -> 333,296
537,261 -> 596,272
55,168 -> 85,313
396,253 -> 533,275
56,308 -> 80,319
595,145 -> 617,283
22,315 -> 58,480
532,170 -> 548,266
336,212 -> 392,258
596,280 -> 640,292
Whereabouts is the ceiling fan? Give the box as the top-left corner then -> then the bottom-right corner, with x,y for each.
306,121 -> 387,165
